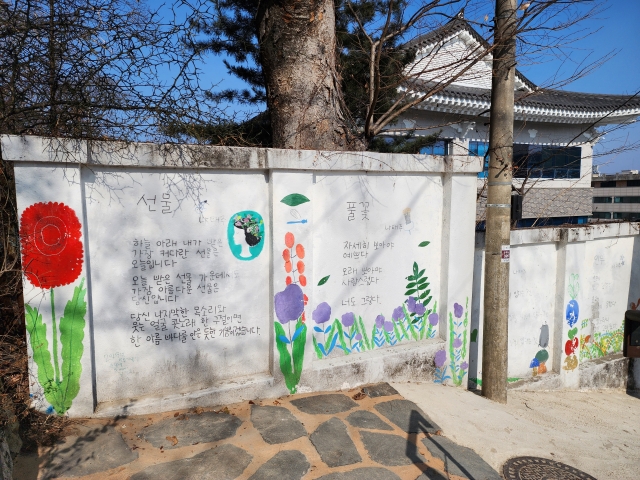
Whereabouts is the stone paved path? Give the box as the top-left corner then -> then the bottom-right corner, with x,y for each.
24,383 -> 501,480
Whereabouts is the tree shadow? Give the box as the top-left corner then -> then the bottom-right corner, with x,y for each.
38,411 -> 132,480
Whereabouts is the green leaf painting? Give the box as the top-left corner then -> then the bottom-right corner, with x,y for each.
58,281 -> 87,413
26,279 -> 87,415
281,193 -> 310,207
318,275 -> 330,286
418,241 -> 430,247
274,318 -> 307,394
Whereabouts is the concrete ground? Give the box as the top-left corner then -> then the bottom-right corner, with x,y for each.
393,382 -> 640,480
12,383 -> 501,480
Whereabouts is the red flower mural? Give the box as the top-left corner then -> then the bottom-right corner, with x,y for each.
20,202 -> 83,289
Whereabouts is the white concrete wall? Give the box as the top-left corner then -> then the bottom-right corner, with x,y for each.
4,135 -> 481,417
472,223 -> 640,387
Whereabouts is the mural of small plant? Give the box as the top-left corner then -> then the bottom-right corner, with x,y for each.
310,242 -> 439,359
283,232 -> 307,287
580,322 -> 624,361
433,299 -> 468,385
312,308 -> 371,358
433,350 -> 450,383
448,300 -> 469,386
274,283 -> 307,394
530,324 -> 549,376
274,231 -> 309,394
20,202 -> 87,415
563,274 -> 580,371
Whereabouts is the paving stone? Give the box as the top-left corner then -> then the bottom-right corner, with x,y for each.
251,405 -> 307,444
290,394 -> 357,415
363,383 -> 399,398
248,450 -> 310,480
310,417 -> 361,467
141,411 -> 241,449
422,435 -> 502,480
130,444 -> 251,480
41,425 -> 138,479
316,467 -> 402,480
374,399 -> 441,434
415,467 -> 448,479
346,411 -> 393,431
359,431 -> 425,467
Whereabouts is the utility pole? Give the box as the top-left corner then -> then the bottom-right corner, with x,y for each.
482,0 -> 517,404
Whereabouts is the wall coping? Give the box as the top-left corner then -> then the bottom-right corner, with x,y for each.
1,134 -> 483,174
476,222 -> 640,247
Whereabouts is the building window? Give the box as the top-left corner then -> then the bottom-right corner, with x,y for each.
470,141 -> 490,178
613,212 -> 640,221
513,145 -> 581,179
592,212 -> 612,219
593,197 -> 612,203
627,180 -> 640,187
598,181 -> 617,188
614,196 -> 640,203
469,141 -> 489,157
419,140 -> 451,156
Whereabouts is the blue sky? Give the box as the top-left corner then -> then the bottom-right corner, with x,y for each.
186,0 -> 639,173
513,0 -> 640,173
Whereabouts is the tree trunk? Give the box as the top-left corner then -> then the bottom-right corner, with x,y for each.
257,0 -> 362,151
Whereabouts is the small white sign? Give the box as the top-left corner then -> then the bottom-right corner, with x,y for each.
501,245 -> 511,263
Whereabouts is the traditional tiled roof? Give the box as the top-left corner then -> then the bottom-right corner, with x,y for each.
404,13 -> 640,124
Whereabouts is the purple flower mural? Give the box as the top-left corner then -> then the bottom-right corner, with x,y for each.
274,283 -> 304,324
274,283 -> 307,395
453,303 -> 463,318
453,338 -> 462,349
312,302 -> 332,324
460,361 -> 469,370
406,296 -> 417,313
342,312 -> 355,327
309,242 -> 440,359
434,350 -> 447,368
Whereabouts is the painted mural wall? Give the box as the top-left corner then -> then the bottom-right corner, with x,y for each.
8,137 -> 479,416
8,136 -> 638,416
471,225 -> 639,387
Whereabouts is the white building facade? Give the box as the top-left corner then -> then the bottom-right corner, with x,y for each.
390,13 -> 640,227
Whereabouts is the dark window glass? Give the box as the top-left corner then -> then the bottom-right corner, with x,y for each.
613,212 -> 640,221
419,140 -> 450,156
627,180 -> 640,187
614,196 -> 640,203
592,212 -> 612,219
512,144 -> 581,179
599,181 -> 616,188
513,216 -> 588,228
593,197 -> 612,203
